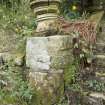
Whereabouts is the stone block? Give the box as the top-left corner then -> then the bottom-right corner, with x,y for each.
29,70 -> 64,105
26,35 -> 73,71
95,43 -> 105,53
95,54 -> 105,67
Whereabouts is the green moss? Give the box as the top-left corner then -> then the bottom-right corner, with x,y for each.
64,64 -> 76,88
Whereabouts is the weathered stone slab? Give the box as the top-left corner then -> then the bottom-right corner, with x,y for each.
29,70 -> 64,105
26,35 -> 73,71
26,37 -> 51,70
94,54 -> 105,67
94,43 -> 105,54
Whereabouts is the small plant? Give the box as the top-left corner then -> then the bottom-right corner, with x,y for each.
0,1 -> 36,37
68,83 -> 82,92
64,64 -> 76,88
86,80 -> 105,92
0,60 -> 37,105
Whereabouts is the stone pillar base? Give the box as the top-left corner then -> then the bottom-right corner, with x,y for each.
26,35 -> 73,104
29,70 -> 64,105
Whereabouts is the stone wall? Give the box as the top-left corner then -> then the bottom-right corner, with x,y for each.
26,35 -> 74,105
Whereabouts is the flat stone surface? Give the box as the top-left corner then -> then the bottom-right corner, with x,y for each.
26,35 -> 73,71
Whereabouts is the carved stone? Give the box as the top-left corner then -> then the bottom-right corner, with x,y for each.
30,0 -> 61,34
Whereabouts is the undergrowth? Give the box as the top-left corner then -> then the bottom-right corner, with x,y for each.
0,60 -> 38,105
0,1 -> 36,37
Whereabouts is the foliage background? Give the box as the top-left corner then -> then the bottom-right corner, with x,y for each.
61,0 -> 81,19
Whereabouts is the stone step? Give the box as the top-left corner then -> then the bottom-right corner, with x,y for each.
97,33 -> 105,39
82,92 -> 105,105
94,42 -> 105,52
94,54 -> 105,67
95,54 -> 105,59
96,35 -> 105,43
95,72 -> 105,84
96,72 -> 105,77
95,67 -> 105,72
89,92 -> 105,101
96,42 -> 105,47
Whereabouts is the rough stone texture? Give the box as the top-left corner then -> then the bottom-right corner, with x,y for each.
82,92 -> 105,105
96,56 -> 105,67
29,70 -> 64,105
94,43 -> 105,54
0,29 -> 26,67
26,35 -> 73,105
83,96 -> 104,105
0,29 -> 21,53
26,35 -> 73,71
